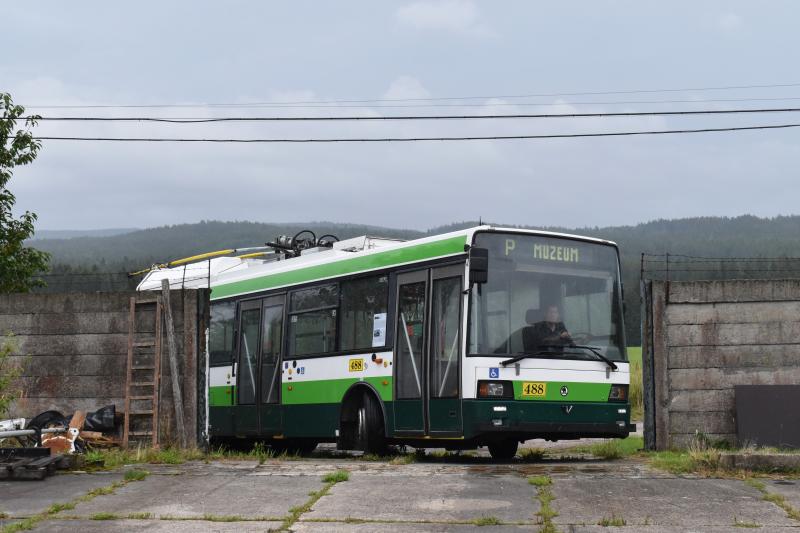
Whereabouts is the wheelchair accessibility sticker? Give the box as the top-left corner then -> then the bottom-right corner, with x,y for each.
489,367 -> 499,379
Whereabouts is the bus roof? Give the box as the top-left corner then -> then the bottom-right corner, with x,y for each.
137,225 -> 618,300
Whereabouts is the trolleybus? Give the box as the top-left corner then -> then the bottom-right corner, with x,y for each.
138,225 -> 633,459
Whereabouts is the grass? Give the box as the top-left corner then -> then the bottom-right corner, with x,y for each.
530,475 -> 558,532
472,516 -> 501,526
733,517 -> 762,528
322,470 -> 350,483
598,514 -> 627,526
528,475 -> 552,487
743,478 -> 800,522
124,468 -> 149,481
90,512 -> 120,520
82,446 -> 208,469
567,436 -> 643,460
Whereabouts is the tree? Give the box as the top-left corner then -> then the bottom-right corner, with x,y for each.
0,92 -> 49,292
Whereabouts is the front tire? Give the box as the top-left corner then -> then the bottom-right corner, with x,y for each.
488,439 -> 519,460
356,392 -> 387,455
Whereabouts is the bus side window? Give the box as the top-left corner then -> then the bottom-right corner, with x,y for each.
340,275 -> 389,351
210,301 -> 236,366
288,284 -> 339,356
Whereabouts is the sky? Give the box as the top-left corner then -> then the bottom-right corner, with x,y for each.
2,1 -> 800,231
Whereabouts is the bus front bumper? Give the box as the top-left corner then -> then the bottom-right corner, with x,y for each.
462,399 -> 635,441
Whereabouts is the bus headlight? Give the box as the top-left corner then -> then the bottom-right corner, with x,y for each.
608,384 -> 628,402
477,380 -> 513,399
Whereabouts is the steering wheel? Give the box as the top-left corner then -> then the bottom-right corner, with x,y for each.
569,331 -> 592,344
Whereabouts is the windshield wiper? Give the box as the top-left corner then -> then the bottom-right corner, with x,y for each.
500,351 -> 554,367
554,344 -> 618,371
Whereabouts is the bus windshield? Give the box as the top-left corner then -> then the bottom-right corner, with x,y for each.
468,232 -> 626,361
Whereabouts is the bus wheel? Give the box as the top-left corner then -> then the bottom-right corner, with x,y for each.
356,392 -> 387,455
488,439 -> 518,460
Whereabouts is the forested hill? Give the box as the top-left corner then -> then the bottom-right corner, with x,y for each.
31,215 -> 800,344
35,215 -> 800,272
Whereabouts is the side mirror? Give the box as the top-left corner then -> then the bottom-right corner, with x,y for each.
469,247 -> 489,284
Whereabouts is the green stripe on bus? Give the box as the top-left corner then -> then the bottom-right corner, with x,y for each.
282,376 -> 393,405
210,385 -> 234,406
211,235 -> 467,300
513,381 -> 611,402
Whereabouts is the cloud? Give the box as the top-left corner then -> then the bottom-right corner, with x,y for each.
382,76 -> 432,100
718,13 -> 743,31
395,0 -> 492,36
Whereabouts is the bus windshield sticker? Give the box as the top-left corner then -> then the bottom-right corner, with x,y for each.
372,312 -> 387,347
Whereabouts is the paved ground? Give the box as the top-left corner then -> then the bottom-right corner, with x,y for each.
1,448 -> 799,532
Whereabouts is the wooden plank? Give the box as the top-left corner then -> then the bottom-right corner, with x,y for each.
668,279 -> 800,304
640,279 -> 657,451
0,292 -> 134,315
12,334 -> 129,357
666,301 -> 800,326
123,297 -> 135,448
182,290 -> 198,447
669,345 -> 800,370
161,280 -> 186,447
153,299 -> 162,447
669,367 -> 800,391
668,389 -> 734,412
651,281 -> 671,451
9,354 -> 126,377
0,311 -> 155,336
667,322 -> 800,347
669,411 -> 735,435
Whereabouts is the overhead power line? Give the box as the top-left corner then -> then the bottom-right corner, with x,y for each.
16,106 -> 800,123
21,96 -> 800,110
20,82 -> 800,109
28,123 -> 800,143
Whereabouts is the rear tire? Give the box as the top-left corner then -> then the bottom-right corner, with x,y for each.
356,392 -> 387,455
488,439 -> 519,460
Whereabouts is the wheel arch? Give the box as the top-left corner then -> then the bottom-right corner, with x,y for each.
340,382 -> 389,439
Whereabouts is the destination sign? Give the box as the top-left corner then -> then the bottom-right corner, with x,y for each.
504,238 -> 580,263
474,232 -> 618,270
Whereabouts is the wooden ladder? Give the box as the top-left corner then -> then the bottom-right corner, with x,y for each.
123,296 -> 162,448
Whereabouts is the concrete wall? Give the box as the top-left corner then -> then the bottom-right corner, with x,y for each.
642,279 -> 800,450
0,290 -> 209,446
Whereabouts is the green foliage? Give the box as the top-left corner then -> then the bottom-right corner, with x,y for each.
322,469 -> 350,483
0,336 -> 23,417
124,468 -> 149,481
568,436 -> 643,460
528,475 -> 552,487
598,514 -> 627,526
0,93 -> 49,293
472,516 -> 501,526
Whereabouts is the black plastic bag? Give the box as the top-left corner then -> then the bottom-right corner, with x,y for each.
84,405 -> 116,431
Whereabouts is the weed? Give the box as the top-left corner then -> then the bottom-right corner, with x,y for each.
124,468 -> 149,481
90,512 -> 119,520
46,502 -> 75,514
568,436 -> 643,460
322,470 -> 350,483
473,516 -> 501,526
627,347 -> 643,420
126,512 -> 154,519
388,454 -> 415,465
519,448 -> 546,462
598,513 -> 627,526
733,517 -> 761,528
528,475 -> 552,487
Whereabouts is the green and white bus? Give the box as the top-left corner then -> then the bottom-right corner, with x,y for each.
138,226 -> 633,459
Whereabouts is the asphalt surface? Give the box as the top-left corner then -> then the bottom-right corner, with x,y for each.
1,448 -> 799,532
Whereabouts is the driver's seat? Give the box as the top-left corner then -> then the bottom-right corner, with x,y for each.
521,309 -> 541,352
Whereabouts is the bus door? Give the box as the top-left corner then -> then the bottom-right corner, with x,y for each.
393,266 -> 464,436
428,265 -> 463,435
259,296 -> 284,434
234,296 -> 285,435
393,271 -> 427,433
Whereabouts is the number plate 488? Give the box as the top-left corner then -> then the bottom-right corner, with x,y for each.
521,382 -> 546,397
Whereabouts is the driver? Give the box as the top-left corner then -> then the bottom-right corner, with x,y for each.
524,304 -> 574,351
